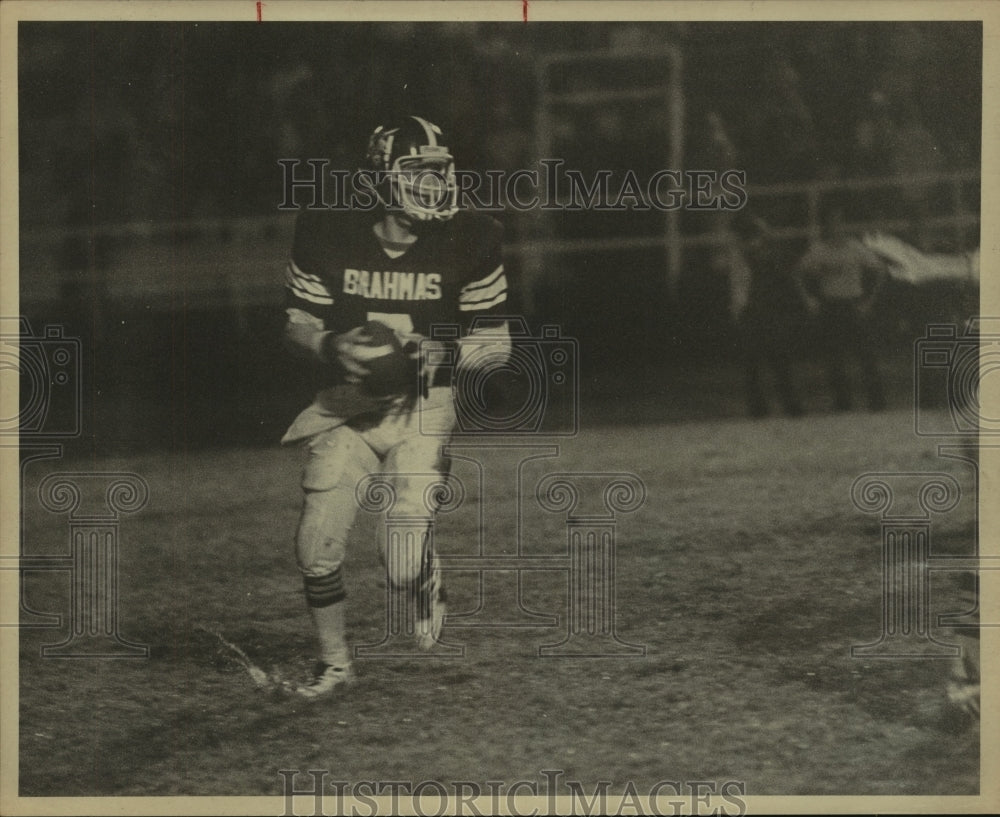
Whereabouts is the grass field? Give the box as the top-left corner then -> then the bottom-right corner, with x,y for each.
17,406 -> 980,801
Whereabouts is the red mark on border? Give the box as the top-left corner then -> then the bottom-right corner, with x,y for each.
523,0 -> 528,22
256,1 -> 263,22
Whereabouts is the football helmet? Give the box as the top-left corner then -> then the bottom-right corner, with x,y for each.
364,116 -> 458,222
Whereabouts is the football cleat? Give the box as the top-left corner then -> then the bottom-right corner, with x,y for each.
296,662 -> 354,700
414,555 -> 446,651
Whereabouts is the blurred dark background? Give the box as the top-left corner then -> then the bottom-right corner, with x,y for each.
16,22 -> 981,452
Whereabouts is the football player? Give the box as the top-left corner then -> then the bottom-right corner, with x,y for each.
281,116 -> 511,698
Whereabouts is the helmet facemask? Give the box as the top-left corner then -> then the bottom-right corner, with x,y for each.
364,118 -> 460,223
390,149 -> 458,222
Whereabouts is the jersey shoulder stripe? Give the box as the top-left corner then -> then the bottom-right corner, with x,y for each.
285,260 -> 334,306
287,259 -> 324,284
459,291 -> 507,312
461,264 -> 505,294
288,287 -> 335,307
460,271 -> 507,306
286,261 -> 330,293
459,283 -> 507,312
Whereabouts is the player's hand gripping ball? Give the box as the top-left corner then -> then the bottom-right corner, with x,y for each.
328,320 -> 419,398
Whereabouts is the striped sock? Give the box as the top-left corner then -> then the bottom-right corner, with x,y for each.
304,569 -> 349,668
304,568 -> 346,608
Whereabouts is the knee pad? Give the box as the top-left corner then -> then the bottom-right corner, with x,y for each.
295,427 -> 375,575
295,489 -> 353,577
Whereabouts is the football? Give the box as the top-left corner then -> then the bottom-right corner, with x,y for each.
359,320 -> 419,398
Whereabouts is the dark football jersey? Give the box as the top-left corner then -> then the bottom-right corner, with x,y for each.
284,208 -> 508,336
281,209 -> 509,441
